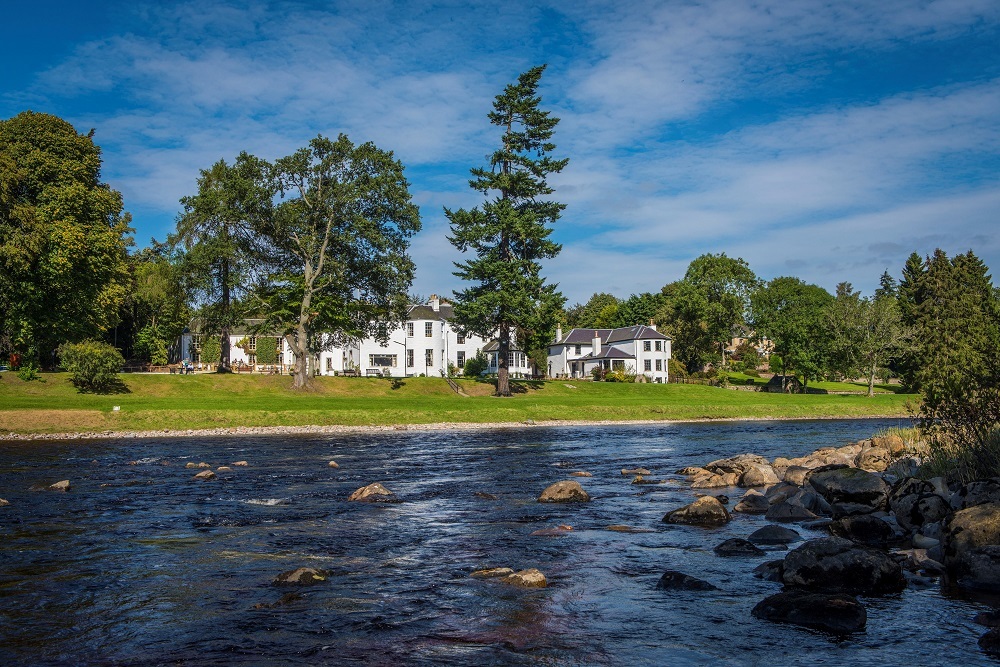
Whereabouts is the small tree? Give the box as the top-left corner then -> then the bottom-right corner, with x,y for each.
462,350 -> 489,377
256,336 -> 278,365
59,340 -> 125,392
200,335 -> 221,365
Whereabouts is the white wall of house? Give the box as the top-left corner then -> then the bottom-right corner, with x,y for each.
547,326 -> 671,382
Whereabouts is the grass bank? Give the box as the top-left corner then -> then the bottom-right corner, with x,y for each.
0,371 -> 918,437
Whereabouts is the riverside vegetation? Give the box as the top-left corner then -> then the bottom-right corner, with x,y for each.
0,372 -> 915,437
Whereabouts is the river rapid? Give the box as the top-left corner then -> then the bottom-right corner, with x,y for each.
0,419 -> 994,666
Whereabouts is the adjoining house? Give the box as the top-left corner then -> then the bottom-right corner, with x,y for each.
548,323 -> 671,382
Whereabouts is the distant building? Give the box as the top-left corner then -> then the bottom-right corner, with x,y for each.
548,324 -> 671,382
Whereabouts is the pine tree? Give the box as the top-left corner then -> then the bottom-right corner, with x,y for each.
446,66 -> 568,396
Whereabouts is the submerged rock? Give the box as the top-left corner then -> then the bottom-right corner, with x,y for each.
273,567 -> 327,585
470,567 -> 515,579
752,591 -> 866,633
193,470 -> 216,481
538,480 -> 590,503
252,592 -> 302,609
623,468 -> 652,475
233,461 -> 249,467
348,482 -> 395,502
48,480 -> 70,492
474,491 -> 499,500
0,498 -> 8,506
714,538 -> 766,557
503,568 -> 547,588
655,570 -> 719,591
570,471 -> 593,477
748,525 -> 801,546
530,525 -> 573,536
662,495 -> 731,527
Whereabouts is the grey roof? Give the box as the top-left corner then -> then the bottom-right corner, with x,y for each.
408,303 -> 455,320
557,325 -> 670,345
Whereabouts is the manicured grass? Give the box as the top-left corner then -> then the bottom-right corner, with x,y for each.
726,372 -> 901,394
0,371 -> 918,435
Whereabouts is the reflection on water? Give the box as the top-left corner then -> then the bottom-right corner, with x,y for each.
0,420 -> 993,666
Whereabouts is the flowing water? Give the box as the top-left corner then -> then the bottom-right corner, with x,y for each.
0,419 -> 994,666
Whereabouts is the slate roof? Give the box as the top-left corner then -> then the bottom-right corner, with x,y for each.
407,303 -> 455,320
556,325 -> 670,345
481,339 -> 526,353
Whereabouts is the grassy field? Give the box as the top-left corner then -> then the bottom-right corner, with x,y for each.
0,370 -> 919,436
725,372 -> 899,394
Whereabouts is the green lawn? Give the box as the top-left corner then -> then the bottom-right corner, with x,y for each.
0,371 -> 918,435
725,372 -> 901,394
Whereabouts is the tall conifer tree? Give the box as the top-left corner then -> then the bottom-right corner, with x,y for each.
446,65 -> 568,396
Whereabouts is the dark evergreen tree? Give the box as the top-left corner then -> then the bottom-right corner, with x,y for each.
446,65 -> 568,396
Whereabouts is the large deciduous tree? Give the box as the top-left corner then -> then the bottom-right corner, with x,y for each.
258,134 -> 420,389
825,282 -> 908,396
446,65 -> 568,396
682,253 -> 761,365
173,154 -> 271,372
0,111 -> 132,366
751,277 -> 833,390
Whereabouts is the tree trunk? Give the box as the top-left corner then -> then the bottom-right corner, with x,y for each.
291,330 -> 309,389
219,257 -> 232,373
867,362 -> 877,397
496,325 -> 511,397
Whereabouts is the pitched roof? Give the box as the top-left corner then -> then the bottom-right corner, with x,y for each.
556,325 -> 671,345
481,339 -> 525,353
576,347 -> 635,361
407,303 -> 455,320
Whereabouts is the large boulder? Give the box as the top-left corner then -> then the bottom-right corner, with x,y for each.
765,501 -> 819,523
808,467 -> 889,517
752,591 -> 866,634
691,472 -> 739,488
781,537 -> 906,595
705,453 -> 770,477
348,482 -> 395,502
829,515 -> 897,547
942,502 -> 1000,566
982,628 -> 1000,658
662,495 -> 731,527
783,466 -> 813,487
854,445 -> 892,472
950,546 -> 1000,593
538,480 -> 590,503
890,478 -> 951,531
740,465 -> 781,488
950,478 -> 1000,511
734,490 -> 770,514
655,570 -> 719,591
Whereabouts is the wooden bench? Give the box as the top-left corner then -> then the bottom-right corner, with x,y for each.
365,368 -> 383,377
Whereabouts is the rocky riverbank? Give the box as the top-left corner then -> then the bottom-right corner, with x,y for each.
661,433 -> 1000,653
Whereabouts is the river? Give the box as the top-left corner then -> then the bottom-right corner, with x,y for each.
0,419 -> 994,666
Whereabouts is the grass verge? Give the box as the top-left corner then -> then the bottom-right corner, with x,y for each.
0,371 -> 918,436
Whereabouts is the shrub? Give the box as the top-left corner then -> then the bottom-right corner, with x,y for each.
135,324 -> 168,365
605,365 -> 637,383
59,340 -> 125,392
668,358 -> 687,379
17,362 -> 40,382
591,366 -> 606,381
462,351 -> 489,377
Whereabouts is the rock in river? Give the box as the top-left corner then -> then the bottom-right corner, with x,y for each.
503,568 -> 547,588
48,480 -> 70,492
538,480 -> 590,503
748,525 -> 801,546
192,470 -> 216,481
752,591 -> 867,634
273,567 -> 327,585
348,482 -> 395,502
663,495 -> 731,527
714,538 -> 765,557
781,537 -> 905,595
655,570 -> 719,591
808,467 -> 889,517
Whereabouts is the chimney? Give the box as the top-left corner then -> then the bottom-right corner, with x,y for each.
592,334 -> 602,356
430,294 -> 440,312
555,324 -> 563,343
648,318 -> 657,332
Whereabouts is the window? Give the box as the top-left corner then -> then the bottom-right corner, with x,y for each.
612,360 -> 625,370
326,357 -> 333,371
369,354 -> 397,367
644,341 -> 651,352
425,349 -> 433,366
655,359 -> 662,371
248,336 -> 257,352
276,337 -> 283,353
407,322 -> 414,337
644,359 -> 651,371
406,349 -> 414,367
425,322 -> 433,337
655,341 -> 662,351
457,351 -> 465,368
574,345 -> 581,354
456,333 -> 465,344
507,352 -> 515,367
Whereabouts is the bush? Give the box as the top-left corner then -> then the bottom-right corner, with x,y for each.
59,340 -> 125,392
17,362 -> 40,382
463,351 -> 489,377
591,366 -> 606,381
668,358 -> 687,379
605,365 -> 637,383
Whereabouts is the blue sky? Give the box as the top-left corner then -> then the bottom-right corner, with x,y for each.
4,0 -> 998,304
